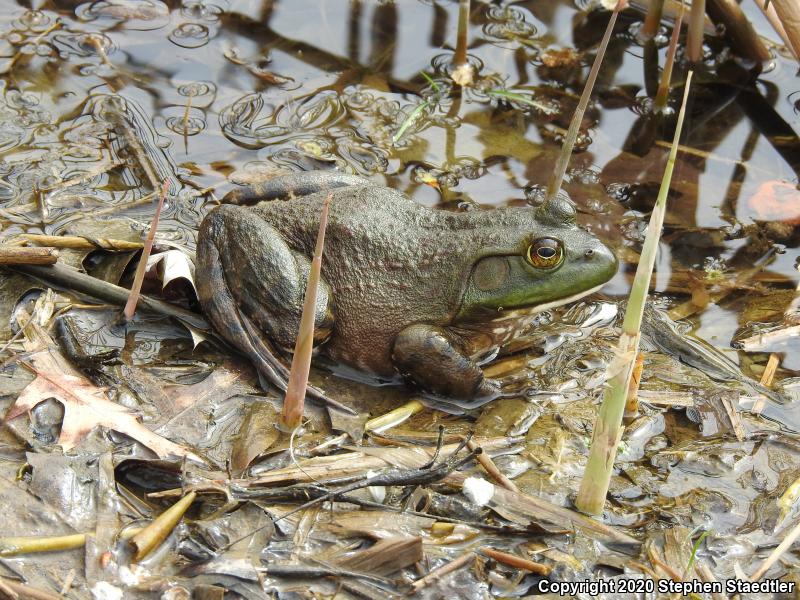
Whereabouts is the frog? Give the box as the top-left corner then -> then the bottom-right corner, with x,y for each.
196,171 -> 617,410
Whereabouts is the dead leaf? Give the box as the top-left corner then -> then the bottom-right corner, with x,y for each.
5,323 -> 197,460
146,249 -> 197,294
229,401 -> 280,475
746,180 -> 800,224
164,366 -> 249,411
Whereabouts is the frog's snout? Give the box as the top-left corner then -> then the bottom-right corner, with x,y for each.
582,240 -> 618,283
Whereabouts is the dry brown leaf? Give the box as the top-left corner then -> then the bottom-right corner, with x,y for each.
746,180 -> 800,224
146,249 -> 197,294
5,323 -> 197,460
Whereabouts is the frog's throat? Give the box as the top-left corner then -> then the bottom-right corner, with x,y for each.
484,281 -> 608,320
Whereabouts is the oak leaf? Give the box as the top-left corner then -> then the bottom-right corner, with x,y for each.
5,322 -> 197,460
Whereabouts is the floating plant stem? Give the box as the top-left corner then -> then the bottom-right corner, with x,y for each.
487,89 -> 558,115
420,70 -> 441,94
392,101 -> 430,144
655,1 -> 685,111
0,533 -> 86,556
545,0 -> 627,203
575,70 -> 694,516
280,192 -> 332,430
123,179 -> 170,321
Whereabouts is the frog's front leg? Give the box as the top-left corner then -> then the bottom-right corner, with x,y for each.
196,205 -> 334,395
392,324 -> 502,406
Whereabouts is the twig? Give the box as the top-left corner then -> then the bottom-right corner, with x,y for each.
45,160 -> 122,191
758,276 -> 800,386
749,518 -> 800,581
0,246 -> 58,265
735,324 -> 800,351
466,438 -> 519,492
123,179 -> 170,320
410,551 -> 475,593
9,262 -> 209,330
91,193 -> 157,217
0,20 -> 61,74
271,446 -> 481,524
760,353 -> 781,387
21,234 -> 142,251
480,547 -> 552,576
0,577 -> 63,600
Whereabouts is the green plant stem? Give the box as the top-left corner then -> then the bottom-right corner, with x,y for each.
575,70 -> 694,516
392,101 -> 430,144
546,0 -> 627,203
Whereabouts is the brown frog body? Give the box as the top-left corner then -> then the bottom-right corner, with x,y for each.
196,171 -> 617,409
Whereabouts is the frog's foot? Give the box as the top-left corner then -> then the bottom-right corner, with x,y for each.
392,324 -> 503,407
224,171 -> 374,205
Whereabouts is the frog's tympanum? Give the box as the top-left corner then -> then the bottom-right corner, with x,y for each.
197,171 -> 617,409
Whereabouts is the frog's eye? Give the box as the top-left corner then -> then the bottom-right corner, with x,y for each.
526,238 -> 564,269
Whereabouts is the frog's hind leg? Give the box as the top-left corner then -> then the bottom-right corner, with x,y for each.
197,205 -> 340,409
224,171 -> 374,205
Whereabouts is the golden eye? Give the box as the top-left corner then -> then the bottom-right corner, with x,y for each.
526,238 -> 563,269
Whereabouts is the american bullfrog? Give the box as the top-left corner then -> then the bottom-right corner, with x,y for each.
196,171 -> 617,409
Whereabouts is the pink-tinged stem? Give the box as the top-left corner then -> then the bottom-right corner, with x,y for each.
123,179 -> 170,321
654,1 -> 685,110
280,192 -> 332,429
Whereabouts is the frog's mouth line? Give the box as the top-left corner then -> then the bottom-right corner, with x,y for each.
529,282 -> 608,314
488,282 -> 608,320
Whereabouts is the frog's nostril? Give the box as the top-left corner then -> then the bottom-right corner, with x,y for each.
585,249 -> 595,258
